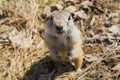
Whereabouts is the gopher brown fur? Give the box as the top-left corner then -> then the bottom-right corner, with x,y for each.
44,10 -> 84,71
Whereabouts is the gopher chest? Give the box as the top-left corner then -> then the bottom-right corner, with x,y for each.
53,36 -> 73,60
46,33 -> 73,60
54,36 -> 72,50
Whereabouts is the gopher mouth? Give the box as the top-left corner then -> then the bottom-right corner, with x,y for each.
56,31 -> 64,34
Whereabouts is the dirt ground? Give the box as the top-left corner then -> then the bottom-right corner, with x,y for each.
0,0 -> 120,80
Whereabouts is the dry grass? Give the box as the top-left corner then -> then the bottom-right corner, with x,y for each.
0,0 -> 47,80
0,0 -> 120,80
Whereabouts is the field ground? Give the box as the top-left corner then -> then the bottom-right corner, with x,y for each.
0,0 -> 120,80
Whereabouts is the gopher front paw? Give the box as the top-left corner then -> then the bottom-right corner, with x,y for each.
68,52 -> 72,60
68,52 -> 75,61
50,49 -> 61,60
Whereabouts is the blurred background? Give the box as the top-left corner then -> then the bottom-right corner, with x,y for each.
0,0 -> 120,80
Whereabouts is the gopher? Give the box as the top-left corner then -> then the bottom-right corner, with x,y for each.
44,10 -> 84,72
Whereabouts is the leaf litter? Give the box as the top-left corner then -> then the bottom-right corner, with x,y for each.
0,0 -> 120,80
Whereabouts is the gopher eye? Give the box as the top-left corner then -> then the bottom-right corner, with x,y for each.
68,15 -> 71,20
50,15 -> 53,20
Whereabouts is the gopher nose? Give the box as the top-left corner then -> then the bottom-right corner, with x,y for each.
56,26 -> 63,31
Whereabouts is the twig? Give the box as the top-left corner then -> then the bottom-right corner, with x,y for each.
77,70 -> 89,80
84,36 -> 120,43
77,43 -> 119,79
87,36 -> 120,40
48,66 -> 56,80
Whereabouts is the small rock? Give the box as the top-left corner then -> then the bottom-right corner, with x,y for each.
51,4 -> 63,11
9,30 -> 33,48
108,24 -> 120,36
80,0 -> 94,7
109,13 -> 119,18
74,10 -> 89,20
43,6 -> 51,17
65,6 -> 77,13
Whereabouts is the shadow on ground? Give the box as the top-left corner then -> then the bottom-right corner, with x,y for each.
22,56 -> 75,80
